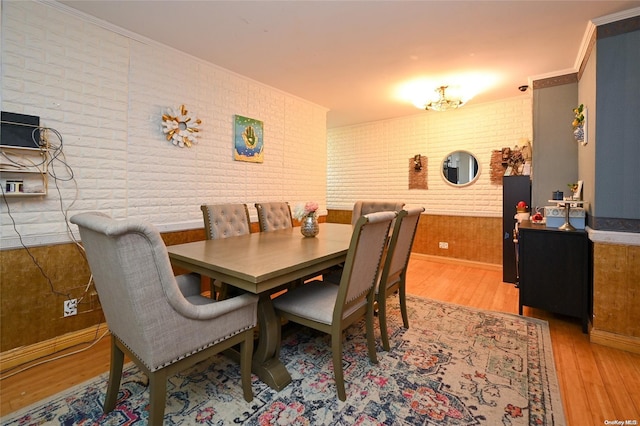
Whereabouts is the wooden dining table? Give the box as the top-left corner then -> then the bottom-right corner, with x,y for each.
167,222 -> 353,391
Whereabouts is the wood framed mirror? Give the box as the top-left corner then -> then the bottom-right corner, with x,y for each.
442,151 -> 480,186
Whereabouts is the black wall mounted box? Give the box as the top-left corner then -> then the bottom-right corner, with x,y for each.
1,111 -> 41,149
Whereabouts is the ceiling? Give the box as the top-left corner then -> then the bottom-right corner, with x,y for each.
57,1 -> 640,128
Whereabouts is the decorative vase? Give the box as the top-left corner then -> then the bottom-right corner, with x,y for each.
300,214 -> 319,237
573,124 -> 585,144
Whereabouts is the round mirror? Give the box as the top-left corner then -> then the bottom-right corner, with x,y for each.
442,151 -> 480,186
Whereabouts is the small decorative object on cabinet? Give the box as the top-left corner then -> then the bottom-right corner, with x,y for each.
518,221 -> 591,333
0,145 -> 48,196
546,199 -> 586,231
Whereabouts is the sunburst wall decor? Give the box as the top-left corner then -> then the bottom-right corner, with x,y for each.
161,105 -> 201,148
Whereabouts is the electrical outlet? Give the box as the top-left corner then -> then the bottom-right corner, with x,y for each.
438,242 -> 449,249
63,299 -> 78,317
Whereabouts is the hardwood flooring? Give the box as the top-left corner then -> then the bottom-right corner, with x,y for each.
1,256 -> 639,425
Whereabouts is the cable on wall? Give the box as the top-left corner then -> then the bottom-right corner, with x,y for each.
1,123 -> 109,373
1,124 -> 94,303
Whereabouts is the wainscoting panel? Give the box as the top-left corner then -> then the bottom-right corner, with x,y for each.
0,229 -> 205,353
328,209 -> 502,265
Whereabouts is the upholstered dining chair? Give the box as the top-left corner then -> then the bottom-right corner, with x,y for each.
201,203 -> 251,240
201,203 -> 252,299
273,211 -> 396,401
376,206 -> 424,351
70,212 -> 258,425
255,202 -> 293,232
351,200 -> 405,226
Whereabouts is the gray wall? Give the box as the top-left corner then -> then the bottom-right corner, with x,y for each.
532,83 -> 579,212
594,29 -> 640,222
578,43 -> 597,217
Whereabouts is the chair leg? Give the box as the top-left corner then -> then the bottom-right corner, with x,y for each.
399,281 -> 409,329
331,332 -> 346,401
378,292 -> 391,351
218,282 -> 230,300
240,329 -> 254,402
104,336 -> 124,413
147,370 -> 167,426
365,306 -> 379,363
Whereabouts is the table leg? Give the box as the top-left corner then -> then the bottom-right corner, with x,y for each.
252,293 -> 291,390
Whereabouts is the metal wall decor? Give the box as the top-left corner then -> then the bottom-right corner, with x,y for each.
409,155 -> 427,190
161,105 -> 201,148
234,115 -> 264,163
572,104 -> 587,146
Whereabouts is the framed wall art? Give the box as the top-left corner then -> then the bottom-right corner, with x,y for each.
234,115 -> 264,163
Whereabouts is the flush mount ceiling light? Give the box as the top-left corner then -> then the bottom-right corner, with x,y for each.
424,86 -> 465,112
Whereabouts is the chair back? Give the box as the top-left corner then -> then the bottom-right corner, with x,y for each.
335,211 -> 396,323
351,200 -> 405,226
70,212 -> 200,369
379,207 -> 424,293
201,203 -> 251,239
255,202 -> 293,232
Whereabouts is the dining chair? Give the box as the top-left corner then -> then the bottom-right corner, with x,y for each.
255,202 -> 293,232
70,212 -> 259,424
351,200 -> 405,226
201,203 -> 251,239
201,203 -> 252,299
256,201 -> 323,285
272,211 -> 396,401
376,206 -> 424,351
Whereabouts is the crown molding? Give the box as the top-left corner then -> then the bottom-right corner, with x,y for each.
574,21 -> 597,71
531,7 -> 640,87
591,6 -> 640,26
35,0 -> 328,111
531,72 -> 578,90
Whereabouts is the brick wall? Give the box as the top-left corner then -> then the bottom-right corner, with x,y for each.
1,1 -> 328,249
327,98 -> 532,216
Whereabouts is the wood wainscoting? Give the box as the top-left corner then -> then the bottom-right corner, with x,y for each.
2,211 -> 497,361
591,242 -> 640,354
328,209 -> 502,266
0,228 -> 205,354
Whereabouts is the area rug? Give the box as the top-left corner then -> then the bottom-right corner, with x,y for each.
2,295 -> 566,425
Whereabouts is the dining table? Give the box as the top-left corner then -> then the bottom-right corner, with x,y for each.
167,222 -> 353,391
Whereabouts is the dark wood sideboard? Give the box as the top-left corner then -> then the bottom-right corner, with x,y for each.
517,221 -> 591,333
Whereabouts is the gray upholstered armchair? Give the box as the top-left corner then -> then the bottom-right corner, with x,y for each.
351,200 -> 405,226
70,212 -> 258,424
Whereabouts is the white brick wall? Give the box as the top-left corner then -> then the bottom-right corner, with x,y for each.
1,1 -> 328,248
328,98 -> 532,216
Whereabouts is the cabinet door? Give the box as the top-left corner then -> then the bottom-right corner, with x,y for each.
519,228 -> 587,319
503,175 -> 530,283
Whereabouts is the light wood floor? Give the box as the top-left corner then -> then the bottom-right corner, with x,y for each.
1,256 -> 639,425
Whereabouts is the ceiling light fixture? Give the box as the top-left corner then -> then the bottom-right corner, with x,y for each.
424,86 -> 465,112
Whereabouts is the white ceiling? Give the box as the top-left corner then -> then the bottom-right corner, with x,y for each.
57,0 -> 640,128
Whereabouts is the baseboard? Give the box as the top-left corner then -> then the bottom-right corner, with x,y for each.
590,328 -> 640,354
411,253 -> 502,272
0,323 -> 109,372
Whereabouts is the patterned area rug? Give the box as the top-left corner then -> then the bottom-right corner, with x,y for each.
2,295 -> 566,425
